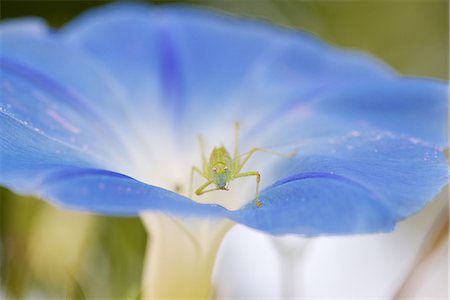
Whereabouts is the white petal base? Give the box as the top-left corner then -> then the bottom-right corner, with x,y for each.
140,212 -> 232,299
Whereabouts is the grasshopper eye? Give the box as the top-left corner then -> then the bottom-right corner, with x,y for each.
212,167 -> 217,172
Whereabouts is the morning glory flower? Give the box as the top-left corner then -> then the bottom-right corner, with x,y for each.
0,3 -> 448,298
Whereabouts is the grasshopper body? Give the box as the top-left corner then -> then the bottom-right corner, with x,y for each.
208,146 -> 232,189
190,123 -> 291,207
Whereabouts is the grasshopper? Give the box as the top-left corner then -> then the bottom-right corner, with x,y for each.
189,123 -> 291,207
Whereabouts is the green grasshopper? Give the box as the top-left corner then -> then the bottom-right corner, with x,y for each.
189,123 -> 291,207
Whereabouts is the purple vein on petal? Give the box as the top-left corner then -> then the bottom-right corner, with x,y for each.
0,56 -> 122,144
156,20 -> 184,124
1,57 -> 99,119
40,168 -> 133,186
242,85 -> 328,142
267,171 -> 383,202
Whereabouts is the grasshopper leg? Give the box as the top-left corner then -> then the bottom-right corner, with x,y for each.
236,147 -> 293,174
234,122 -> 240,159
234,171 -> 262,207
190,166 -> 208,197
198,135 -> 208,168
196,180 -> 222,195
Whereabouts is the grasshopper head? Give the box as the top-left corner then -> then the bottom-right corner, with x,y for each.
211,163 -> 229,189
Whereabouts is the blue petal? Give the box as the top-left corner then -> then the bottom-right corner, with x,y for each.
0,29 -> 145,167
60,4 -> 394,136
308,78 -> 448,146
0,16 -> 225,219
1,8 -> 447,236
0,111 -> 102,193
0,17 -> 48,37
0,111 -> 226,217
40,168 -> 227,217
248,78 -> 448,148
61,4 -> 167,123
231,133 -> 448,235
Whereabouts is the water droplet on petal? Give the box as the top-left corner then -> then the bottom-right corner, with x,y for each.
409,137 -> 421,144
350,130 -> 360,137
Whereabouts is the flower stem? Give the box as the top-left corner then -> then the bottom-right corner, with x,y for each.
140,213 -> 232,299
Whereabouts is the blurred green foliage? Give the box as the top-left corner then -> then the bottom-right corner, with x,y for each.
1,188 -> 147,299
0,0 -> 448,298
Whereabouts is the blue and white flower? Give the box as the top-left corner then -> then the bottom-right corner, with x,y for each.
0,4 -> 447,298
